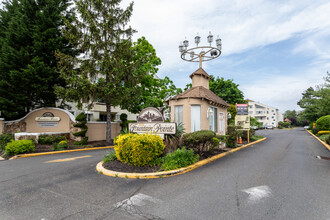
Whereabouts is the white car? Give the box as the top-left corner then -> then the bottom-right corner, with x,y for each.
304,126 -> 309,129
266,125 -> 273,129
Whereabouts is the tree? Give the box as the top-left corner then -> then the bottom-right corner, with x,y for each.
56,0 -> 161,144
184,75 -> 245,104
298,72 -> 330,122
122,76 -> 183,114
0,0 -> 76,120
209,75 -> 245,104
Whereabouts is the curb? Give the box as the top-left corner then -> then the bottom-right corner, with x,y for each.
9,146 -> 114,160
306,130 -> 330,151
96,137 -> 267,179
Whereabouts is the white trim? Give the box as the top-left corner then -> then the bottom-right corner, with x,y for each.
4,107 -> 76,123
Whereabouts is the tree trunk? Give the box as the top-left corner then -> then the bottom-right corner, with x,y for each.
106,95 -> 112,145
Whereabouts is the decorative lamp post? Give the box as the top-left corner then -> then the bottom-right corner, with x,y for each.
179,31 -> 222,67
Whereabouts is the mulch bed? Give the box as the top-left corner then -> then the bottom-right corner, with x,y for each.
103,160 -> 161,173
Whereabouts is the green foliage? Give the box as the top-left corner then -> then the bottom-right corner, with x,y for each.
325,134 -> 330,145
0,133 -> 14,151
251,135 -> 264,141
114,133 -> 165,167
242,128 -> 255,141
227,104 -> 237,125
53,140 -> 68,151
73,112 -> 88,145
298,72 -> 330,122
160,147 -> 199,171
55,0 -> 163,143
0,0 -> 77,120
278,121 -> 291,129
5,140 -> 35,155
226,125 -> 241,148
182,130 -> 219,154
164,122 -> 185,153
250,117 -> 262,128
316,115 -> 330,131
209,75 -> 245,104
38,135 -> 66,145
120,113 -> 128,133
312,127 -> 320,135
103,150 -> 117,163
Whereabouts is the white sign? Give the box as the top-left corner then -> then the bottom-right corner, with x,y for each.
129,123 -> 176,134
38,122 -> 58,127
35,117 -> 61,122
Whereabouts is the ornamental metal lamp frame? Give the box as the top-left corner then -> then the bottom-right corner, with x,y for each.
179,32 -> 222,68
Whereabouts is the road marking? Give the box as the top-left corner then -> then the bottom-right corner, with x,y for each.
114,193 -> 161,208
242,185 -> 272,204
44,155 -> 92,163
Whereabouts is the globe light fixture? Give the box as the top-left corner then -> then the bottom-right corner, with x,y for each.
179,31 -> 222,67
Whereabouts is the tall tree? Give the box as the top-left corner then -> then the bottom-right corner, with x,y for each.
122,76 -> 183,114
298,72 -> 330,122
209,75 -> 245,104
0,0 -> 76,120
56,0 -> 161,144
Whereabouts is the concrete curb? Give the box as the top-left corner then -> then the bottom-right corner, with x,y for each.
96,137 -> 267,179
9,146 -> 114,160
306,130 -> 330,151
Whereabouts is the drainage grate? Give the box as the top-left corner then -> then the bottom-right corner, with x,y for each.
315,155 -> 330,161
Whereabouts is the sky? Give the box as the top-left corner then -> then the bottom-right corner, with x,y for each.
121,0 -> 330,113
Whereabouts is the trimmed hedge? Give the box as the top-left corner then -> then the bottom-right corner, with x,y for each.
114,133 -> 165,167
5,140 -> 35,155
182,130 -> 219,153
73,112 -> 88,145
316,115 -> 330,131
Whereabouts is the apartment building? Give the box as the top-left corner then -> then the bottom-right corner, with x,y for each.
247,100 -> 284,127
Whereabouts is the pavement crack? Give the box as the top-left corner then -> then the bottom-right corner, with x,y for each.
235,180 -> 241,212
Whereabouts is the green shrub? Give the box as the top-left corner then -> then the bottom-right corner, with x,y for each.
114,133 -> 165,167
103,150 -> 117,163
0,133 -> 14,151
73,112 -> 88,145
182,130 -> 218,154
226,125 -> 242,148
120,113 -> 128,133
316,115 -> 330,131
164,122 -> 185,154
326,135 -> 330,145
53,140 -> 69,151
279,121 -> 290,128
5,140 -> 35,155
38,135 -> 66,145
312,127 -> 320,135
161,147 -> 199,171
242,128 -> 255,141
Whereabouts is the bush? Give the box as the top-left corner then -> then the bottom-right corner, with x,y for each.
326,135 -> 330,145
103,150 -> 117,163
0,133 -> 14,151
5,140 -> 35,155
164,122 -> 185,153
53,140 -> 69,151
73,112 -> 88,145
316,115 -> 330,131
312,127 -> 320,135
279,121 -> 290,128
182,130 -> 219,154
114,133 -> 165,167
226,125 -> 242,148
251,135 -> 264,141
318,130 -> 330,135
161,147 -> 199,171
120,113 -> 128,133
38,135 -> 66,145
242,128 -> 255,141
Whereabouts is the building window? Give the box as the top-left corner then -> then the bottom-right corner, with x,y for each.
249,111 -> 253,115
272,116 -> 274,118
272,110 -> 274,112
191,105 -> 201,132
249,105 -> 253,109
209,107 -> 218,132
174,105 -> 183,125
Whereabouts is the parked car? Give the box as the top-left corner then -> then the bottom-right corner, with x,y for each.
251,126 -> 258,130
266,125 -> 273,129
304,125 -> 309,129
